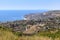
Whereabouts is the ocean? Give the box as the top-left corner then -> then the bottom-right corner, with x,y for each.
0,10 -> 46,22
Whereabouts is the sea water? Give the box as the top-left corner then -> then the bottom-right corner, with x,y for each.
0,10 -> 46,22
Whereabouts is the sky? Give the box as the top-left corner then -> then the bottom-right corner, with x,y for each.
0,0 -> 60,10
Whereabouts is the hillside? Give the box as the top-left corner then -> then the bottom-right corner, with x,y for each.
24,10 -> 60,21
0,25 -> 60,40
0,10 -> 60,34
0,10 -> 60,40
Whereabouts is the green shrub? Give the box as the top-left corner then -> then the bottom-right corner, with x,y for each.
13,32 -> 23,36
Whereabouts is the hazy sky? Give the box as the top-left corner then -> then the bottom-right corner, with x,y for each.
0,0 -> 60,10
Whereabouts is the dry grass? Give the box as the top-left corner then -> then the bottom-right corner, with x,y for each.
0,27 -> 60,40
0,29 -> 18,40
0,29 -> 60,40
18,36 -> 60,40
18,36 -> 52,40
